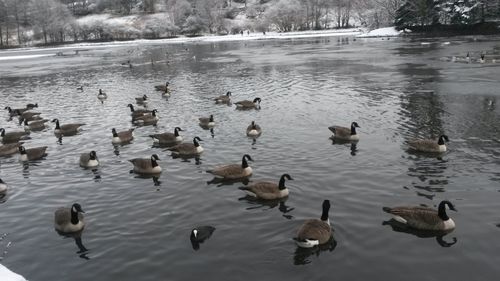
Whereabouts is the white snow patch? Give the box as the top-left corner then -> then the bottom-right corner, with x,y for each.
0,54 -> 53,61
357,27 -> 402,38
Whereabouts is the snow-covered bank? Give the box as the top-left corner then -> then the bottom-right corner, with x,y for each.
356,27 -> 402,38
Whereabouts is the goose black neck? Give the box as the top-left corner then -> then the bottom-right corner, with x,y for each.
438,201 -> 449,220
278,176 -> 287,190
193,138 -> 200,147
112,130 -> 118,137
350,124 -> 357,135
321,203 -> 330,221
438,137 -> 446,145
151,158 -> 159,167
54,120 -> 60,129
174,128 -> 180,136
71,208 -> 80,225
242,156 -> 249,168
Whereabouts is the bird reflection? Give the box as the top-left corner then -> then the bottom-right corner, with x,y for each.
207,177 -> 250,187
350,142 -> 357,156
293,237 -> 337,265
330,137 -> 359,156
382,219 -> 457,247
210,128 -> 215,138
91,169 -> 101,182
55,230 -> 90,260
171,154 -> 202,165
238,196 -> 294,219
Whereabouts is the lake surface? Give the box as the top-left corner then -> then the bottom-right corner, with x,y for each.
1,34 -> 500,280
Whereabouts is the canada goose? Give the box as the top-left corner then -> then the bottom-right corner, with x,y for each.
328,121 -> 360,141
382,200 -> 457,231
26,103 -> 38,109
76,85 -> 84,91
168,136 -> 203,156
97,89 -> 107,100
199,115 -> 215,128
155,81 -> 169,92
135,94 -> 148,105
54,203 -> 85,233
18,145 -> 48,161
23,119 -> 49,132
5,106 -> 27,117
132,109 -> 158,126
214,91 -> 232,104
206,154 -> 253,179
0,128 -> 30,144
129,154 -> 161,174
149,127 -> 183,144
111,128 -> 134,144
235,97 -> 261,109
0,142 -> 23,157
479,53 -> 485,64
17,110 -> 41,121
239,173 -> 292,200
0,178 -> 7,195
127,103 -> 153,118
51,119 -> 85,136
0,263 -> 27,281
80,151 -> 99,168
295,200 -> 332,248
408,135 -> 449,153
246,121 -> 262,137
190,226 -> 216,250
162,87 -> 171,98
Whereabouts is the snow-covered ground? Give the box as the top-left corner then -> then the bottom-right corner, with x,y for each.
356,27 -> 402,38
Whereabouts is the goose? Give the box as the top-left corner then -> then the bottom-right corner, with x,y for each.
206,154 -> 253,179
199,115 -> 215,128
111,128 -> 134,144
52,119 -> 85,136
0,178 -> 7,195
162,87 -> 171,98
0,263 -> 27,281
328,121 -> 360,141
235,97 -> 261,109
479,53 -> 485,64
54,203 -> 85,233
0,142 -> 23,157
239,173 -> 292,200
97,89 -> 107,100
135,94 -> 148,105
246,121 -> 262,137
190,226 -> 216,250
149,127 -> 183,144
76,85 -> 84,91
18,110 -> 42,121
80,151 -> 99,168
18,145 -> 48,161
295,200 -> 332,248
23,119 -> 49,132
382,200 -> 457,231
5,106 -> 27,117
127,104 -> 153,118
0,128 -> 30,144
129,154 -> 161,174
132,109 -> 158,126
26,103 -> 38,109
168,136 -> 203,156
214,91 -> 232,104
155,81 -> 169,92
408,135 -> 449,153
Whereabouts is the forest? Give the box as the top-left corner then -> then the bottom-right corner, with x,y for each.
0,0 -> 499,48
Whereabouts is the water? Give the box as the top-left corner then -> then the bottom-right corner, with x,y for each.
1,35 -> 500,280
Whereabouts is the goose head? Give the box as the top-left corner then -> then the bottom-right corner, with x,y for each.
438,135 -> 449,145
70,203 -> 85,224
209,115 -> 214,122
151,109 -> 158,116
193,136 -> 203,146
151,154 -> 160,166
51,119 -> 60,128
26,103 -> 38,109
142,95 -> 148,100
99,89 -> 103,94
127,104 -> 135,111
350,122 -> 360,135
89,151 -> 97,160
241,154 -> 253,168
226,91 -> 232,97
111,128 -> 118,137
438,200 -> 457,220
320,200 -> 331,225
18,146 -> 27,154
165,82 -> 170,87
253,97 -> 261,104
278,173 -> 293,190
174,127 -> 183,136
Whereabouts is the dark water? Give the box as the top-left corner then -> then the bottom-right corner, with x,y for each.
1,35 -> 500,280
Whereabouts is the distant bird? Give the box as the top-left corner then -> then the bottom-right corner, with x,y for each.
214,91 -> 232,104
0,128 -> 30,144
135,94 -> 148,105
479,53 -> 485,64
54,203 -> 85,233
5,106 -> 27,117
190,226 -> 216,250
235,97 -> 261,110
149,127 -> 183,145
155,81 -> 169,92
18,145 -> 48,161
23,119 -> 49,132
295,200 -> 332,248
199,115 -> 215,128
52,119 -> 85,136
111,128 -> 134,144
97,89 -> 107,100
0,178 -> 7,195
246,121 -> 262,137
129,154 -> 161,174
132,109 -> 158,126
383,200 -> 457,231
127,104 -> 153,119
328,121 -> 360,141
80,151 -> 99,168
0,142 -> 23,157
206,154 -> 253,180
162,87 -> 171,98
407,135 -> 449,153
239,173 -> 293,200
168,136 -> 203,156
26,103 -> 38,109
17,110 -> 42,121
76,86 -> 84,91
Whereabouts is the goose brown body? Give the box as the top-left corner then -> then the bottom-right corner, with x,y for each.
383,200 -> 456,231
207,154 -> 253,179
19,146 -> 48,161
